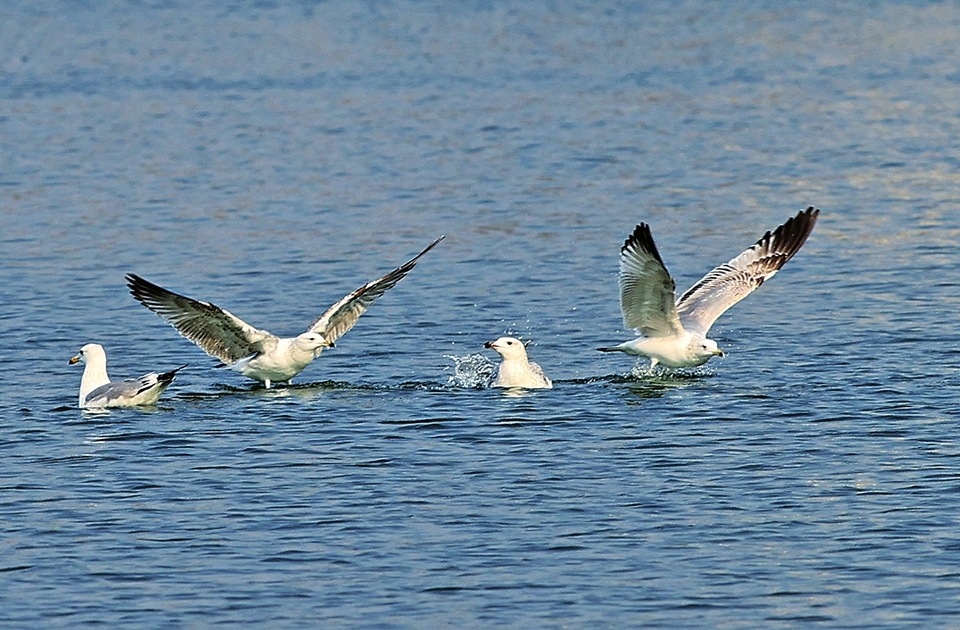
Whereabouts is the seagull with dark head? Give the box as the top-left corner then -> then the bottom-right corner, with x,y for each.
598,208 -> 819,373
127,236 -> 443,388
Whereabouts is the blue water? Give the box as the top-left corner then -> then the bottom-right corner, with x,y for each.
3,1 -> 960,626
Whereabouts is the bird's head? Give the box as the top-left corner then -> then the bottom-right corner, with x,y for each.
692,338 -> 724,362
69,343 -> 104,366
295,332 -> 333,352
484,336 -> 529,360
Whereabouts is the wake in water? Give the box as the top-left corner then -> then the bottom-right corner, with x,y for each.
628,363 -> 715,380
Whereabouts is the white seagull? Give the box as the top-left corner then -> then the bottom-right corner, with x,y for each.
484,336 -> 552,389
127,236 -> 443,388
598,207 -> 819,372
69,343 -> 184,408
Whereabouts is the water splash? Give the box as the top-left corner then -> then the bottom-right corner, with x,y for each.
628,363 -> 715,380
444,353 -> 495,388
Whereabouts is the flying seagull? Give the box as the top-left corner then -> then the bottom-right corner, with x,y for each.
69,343 -> 184,408
127,236 -> 444,388
598,207 -> 819,372
484,336 -> 552,389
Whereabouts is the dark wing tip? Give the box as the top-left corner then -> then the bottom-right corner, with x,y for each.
371,234 -> 445,290
382,235 -> 446,281
755,206 -> 820,262
306,236 -> 445,337
126,273 -> 141,294
127,273 -> 209,314
406,234 -> 445,266
425,234 -> 445,251
126,272 -> 165,303
621,222 -> 667,268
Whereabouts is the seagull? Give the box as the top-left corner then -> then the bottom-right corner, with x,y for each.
598,207 -> 819,372
69,343 -> 184,408
484,336 -> 552,389
127,236 -> 444,388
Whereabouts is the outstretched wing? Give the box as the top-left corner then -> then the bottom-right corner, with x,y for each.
307,236 -> 444,343
127,273 -> 277,364
618,223 -> 684,338
676,207 -> 820,336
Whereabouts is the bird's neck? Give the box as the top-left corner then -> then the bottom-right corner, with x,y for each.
79,361 -> 110,404
284,339 -> 321,367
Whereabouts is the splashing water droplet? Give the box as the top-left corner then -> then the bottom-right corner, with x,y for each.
444,354 -> 496,388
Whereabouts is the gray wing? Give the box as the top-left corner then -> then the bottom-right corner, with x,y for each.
84,366 -> 184,406
127,273 -> 278,364
307,236 -> 444,343
676,207 -> 820,336
528,361 -> 552,386
618,223 -> 684,338
84,379 -> 150,406
85,374 -> 155,406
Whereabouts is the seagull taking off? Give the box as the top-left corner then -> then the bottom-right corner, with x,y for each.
598,208 -> 819,372
484,336 -> 552,389
69,343 -> 184,408
127,236 -> 444,388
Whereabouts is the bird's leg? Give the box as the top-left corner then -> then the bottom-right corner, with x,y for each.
647,358 -> 658,375
264,379 -> 272,389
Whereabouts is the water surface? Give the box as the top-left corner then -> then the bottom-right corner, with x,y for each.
3,1 -> 960,627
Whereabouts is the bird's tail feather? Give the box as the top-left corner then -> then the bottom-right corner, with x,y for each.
159,365 -> 188,384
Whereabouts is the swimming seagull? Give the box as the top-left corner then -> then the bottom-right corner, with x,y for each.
598,207 -> 819,372
484,336 -> 552,389
126,236 -> 444,388
69,343 -> 184,408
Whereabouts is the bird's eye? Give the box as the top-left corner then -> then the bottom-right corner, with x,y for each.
507,341 -> 514,345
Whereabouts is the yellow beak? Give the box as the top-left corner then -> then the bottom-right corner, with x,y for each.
69,355 -> 81,365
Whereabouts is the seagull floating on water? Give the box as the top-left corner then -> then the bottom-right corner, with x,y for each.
484,336 -> 552,389
598,207 -> 819,373
127,236 -> 444,388
69,343 -> 184,408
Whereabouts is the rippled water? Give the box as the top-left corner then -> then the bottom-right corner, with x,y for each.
3,1 -> 960,627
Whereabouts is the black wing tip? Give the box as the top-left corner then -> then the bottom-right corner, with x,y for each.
622,222 -> 666,268
379,234 -> 446,280
789,206 -> 820,235
126,272 -> 146,294
757,206 -> 820,259
126,272 -> 161,300
126,273 -> 199,312
411,234 -> 445,263
787,205 -> 820,230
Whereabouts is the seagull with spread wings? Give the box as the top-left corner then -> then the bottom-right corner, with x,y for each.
127,236 -> 443,388
598,208 -> 819,372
